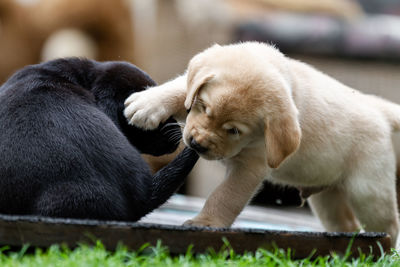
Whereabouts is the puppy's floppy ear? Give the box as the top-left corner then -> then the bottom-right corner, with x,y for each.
184,73 -> 214,110
264,104 -> 301,169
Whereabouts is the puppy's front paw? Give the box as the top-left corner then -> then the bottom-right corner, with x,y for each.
183,217 -> 226,228
124,88 -> 172,130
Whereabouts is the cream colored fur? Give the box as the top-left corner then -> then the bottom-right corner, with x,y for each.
124,42 -> 400,246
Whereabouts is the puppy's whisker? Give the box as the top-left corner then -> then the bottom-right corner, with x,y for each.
164,122 -> 186,131
163,128 -> 183,136
169,133 -> 183,143
161,126 -> 180,133
160,122 -> 181,131
176,122 -> 186,130
168,132 -> 181,138
171,133 -> 183,143
163,128 -> 177,134
171,139 -> 182,146
162,122 -> 181,127
169,131 -> 183,140
175,140 -> 182,146
161,123 -> 184,133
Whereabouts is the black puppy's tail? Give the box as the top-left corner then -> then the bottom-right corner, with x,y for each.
146,147 -> 199,213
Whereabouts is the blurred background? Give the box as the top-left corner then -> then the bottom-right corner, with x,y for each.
2,0 -> 400,208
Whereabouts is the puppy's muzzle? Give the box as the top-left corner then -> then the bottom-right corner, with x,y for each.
189,137 -> 208,154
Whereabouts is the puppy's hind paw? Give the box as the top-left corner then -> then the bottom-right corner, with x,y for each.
183,217 -> 226,228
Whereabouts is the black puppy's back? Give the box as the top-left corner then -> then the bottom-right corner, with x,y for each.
0,58 -> 198,221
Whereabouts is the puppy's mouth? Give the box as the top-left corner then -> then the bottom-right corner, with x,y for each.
184,137 -> 223,160
188,137 -> 208,154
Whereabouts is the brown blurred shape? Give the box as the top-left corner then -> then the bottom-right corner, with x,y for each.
0,0 -> 134,83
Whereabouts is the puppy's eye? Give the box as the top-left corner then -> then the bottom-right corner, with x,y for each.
196,102 -> 206,112
226,127 -> 240,135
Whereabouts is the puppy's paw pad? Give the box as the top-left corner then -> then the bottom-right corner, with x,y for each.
183,218 -> 223,228
183,219 -> 207,227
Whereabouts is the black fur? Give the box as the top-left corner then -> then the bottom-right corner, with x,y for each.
0,58 -> 199,221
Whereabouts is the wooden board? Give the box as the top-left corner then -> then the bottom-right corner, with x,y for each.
140,195 -> 324,232
0,214 -> 390,258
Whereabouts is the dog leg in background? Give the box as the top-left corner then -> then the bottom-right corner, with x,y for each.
124,74 -> 188,130
184,154 -> 267,227
307,187 -> 360,232
308,149 -> 399,246
343,160 -> 399,247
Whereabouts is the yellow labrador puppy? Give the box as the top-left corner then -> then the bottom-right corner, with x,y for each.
124,42 -> 400,246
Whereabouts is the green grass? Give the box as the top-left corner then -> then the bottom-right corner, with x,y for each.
0,241 -> 399,267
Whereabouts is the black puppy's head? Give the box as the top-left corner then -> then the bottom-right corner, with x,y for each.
92,61 -> 181,156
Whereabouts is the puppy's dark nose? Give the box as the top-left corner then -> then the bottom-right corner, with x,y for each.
190,137 -> 208,153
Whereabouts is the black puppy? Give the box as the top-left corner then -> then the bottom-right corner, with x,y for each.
0,58 -> 199,221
